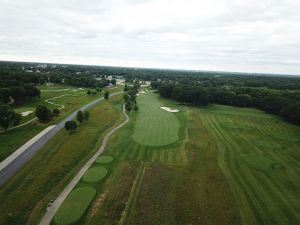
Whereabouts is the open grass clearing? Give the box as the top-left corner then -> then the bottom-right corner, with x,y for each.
53,187 -> 96,225
82,167 -> 108,183
95,155 -> 114,164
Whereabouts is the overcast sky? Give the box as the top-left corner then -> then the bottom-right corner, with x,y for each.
0,0 -> 300,75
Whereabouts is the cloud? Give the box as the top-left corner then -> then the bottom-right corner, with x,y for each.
0,0 -> 300,75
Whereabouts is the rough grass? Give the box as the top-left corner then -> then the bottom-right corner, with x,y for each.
0,96 -> 123,225
199,105 -> 300,225
53,187 -> 96,225
80,93 -> 240,225
95,156 -> 114,164
82,167 -> 108,183
132,92 -> 180,146
77,94 -> 300,225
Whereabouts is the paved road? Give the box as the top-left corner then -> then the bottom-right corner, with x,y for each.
0,91 -> 122,187
39,104 -> 129,225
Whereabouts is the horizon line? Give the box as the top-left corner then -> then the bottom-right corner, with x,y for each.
0,59 -> 299,77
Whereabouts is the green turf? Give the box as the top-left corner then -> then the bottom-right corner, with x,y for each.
132,92 -> 180,146
84,99 -> 300,225
96,155 -> 114,164
199,105 -> 300,225
82,167 -> 108,183
53,187 -> 96,225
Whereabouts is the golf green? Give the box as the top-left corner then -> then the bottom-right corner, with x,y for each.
132,92 -> 180,146
82,167 -> 108,183
96,155 -> 114,164
53,187 -> 96,225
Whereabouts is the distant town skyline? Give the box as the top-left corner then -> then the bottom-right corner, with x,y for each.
1,0 -> 300,75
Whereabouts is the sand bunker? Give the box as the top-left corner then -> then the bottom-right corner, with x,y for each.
20,111 -> 33,117
160,107 -> 179,113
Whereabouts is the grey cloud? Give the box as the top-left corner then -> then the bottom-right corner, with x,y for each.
0,0 -> 300,75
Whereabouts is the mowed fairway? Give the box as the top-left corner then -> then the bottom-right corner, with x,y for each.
199,104 -> 300,225
132,92 -> 180,146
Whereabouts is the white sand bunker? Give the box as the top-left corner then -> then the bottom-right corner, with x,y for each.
20,111 -> 33,117
160,107 -> 179,113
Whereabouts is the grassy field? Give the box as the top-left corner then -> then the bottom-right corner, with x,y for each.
0,85 -> 121,163
132,93 -> 180,146
73,91 -> 240,225
3,89 -> 299,225
0,95 -> 123,225
67,91 -> 300,225
199,104 -> 300,225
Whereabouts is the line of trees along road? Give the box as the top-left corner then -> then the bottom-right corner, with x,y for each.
154,82 -> 300,125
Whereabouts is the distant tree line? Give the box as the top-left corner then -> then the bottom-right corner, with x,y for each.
155,81 -> 300,125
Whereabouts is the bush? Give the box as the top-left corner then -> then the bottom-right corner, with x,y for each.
35,105 -> 52,122
64,120 -> 77,133
52,108 -> 60,116
76,110 -> 84,123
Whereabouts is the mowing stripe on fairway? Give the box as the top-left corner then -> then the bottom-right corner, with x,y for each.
132,92 -> 180,146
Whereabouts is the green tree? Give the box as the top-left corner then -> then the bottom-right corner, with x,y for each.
35,105 -> 52,122
104,91 -> 109,100
76,110 -> 84,123
0,105 -> 21,130
84,111 -> 90,121
123,93 -> 129,103
64,120 -> 77,133
134,105 -> 138,111
52,108 -> 60,116
125,102 -> 132,111
87,90 -> 92,96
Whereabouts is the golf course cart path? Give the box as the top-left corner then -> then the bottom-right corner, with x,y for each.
44,94 -> 68,110
0,91 -> 123,187
39,104 -> 129,225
